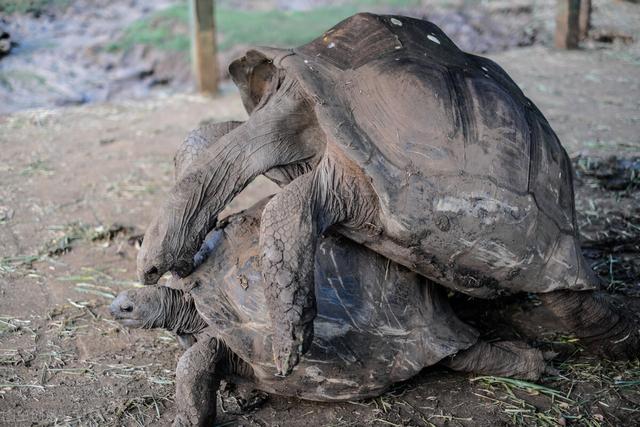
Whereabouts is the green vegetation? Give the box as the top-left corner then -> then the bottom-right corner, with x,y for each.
215,0 -> 419,51
0,69 -> 48,93
470,359 -> 640,426
105,4 -> 190,53
0,0 -> 69,14
106,0 -> 421,54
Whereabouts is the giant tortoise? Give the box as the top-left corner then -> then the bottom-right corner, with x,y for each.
137,13 -> 639,374
113,200 -> 551,426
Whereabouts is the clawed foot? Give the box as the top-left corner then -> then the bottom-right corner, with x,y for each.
272,321 -> 313,376
444,340 -> 552,381
219,382 -> 269,414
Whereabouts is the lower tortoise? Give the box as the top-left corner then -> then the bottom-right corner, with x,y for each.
112,201 -> 552,426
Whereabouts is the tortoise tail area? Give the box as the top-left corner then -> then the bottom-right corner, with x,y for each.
538,232 -> 600,293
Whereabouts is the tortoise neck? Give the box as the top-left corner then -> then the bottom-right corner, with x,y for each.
148,286 -> 207,335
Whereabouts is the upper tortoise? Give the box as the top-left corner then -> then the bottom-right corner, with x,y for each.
137,13 -> 640,374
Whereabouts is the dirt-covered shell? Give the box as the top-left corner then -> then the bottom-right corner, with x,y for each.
228,13 -> 598,298
180,202 -> 478,401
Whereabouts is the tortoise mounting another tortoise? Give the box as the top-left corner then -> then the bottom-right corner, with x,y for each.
137,13 -> 640,374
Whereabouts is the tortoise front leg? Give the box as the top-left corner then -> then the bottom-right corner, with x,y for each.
173,333 -> 224,427
442,340 -> 551,380
260,153 -> 378,375
260,173 -> 324,376
539,290 -> 640,359
173,120 -> 243,181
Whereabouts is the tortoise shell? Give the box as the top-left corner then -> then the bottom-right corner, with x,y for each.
180,201 -> 477,401
228,13 -> 597,298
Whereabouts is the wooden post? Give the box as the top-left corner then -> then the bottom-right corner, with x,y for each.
579,0 -> 591,40
190,0 -> 219,95
555,0 -> 581,49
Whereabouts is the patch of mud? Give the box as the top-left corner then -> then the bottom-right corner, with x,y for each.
0,0 -> 182,114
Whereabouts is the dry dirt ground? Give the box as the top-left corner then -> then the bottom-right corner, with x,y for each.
1,44 -> 639,426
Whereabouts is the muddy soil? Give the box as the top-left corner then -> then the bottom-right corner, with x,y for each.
1,4 -> 640,427
0,0 -> 180,113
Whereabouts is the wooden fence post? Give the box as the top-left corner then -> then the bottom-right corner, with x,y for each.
189,0 -> 219,94
579,0 -> 591,40
555,0 -> 581,49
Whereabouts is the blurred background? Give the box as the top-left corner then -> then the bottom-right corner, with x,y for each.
0,0 -> 638,114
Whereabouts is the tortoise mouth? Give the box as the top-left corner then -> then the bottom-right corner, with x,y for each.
110,293 -> 145,328
114,317 -> 144,328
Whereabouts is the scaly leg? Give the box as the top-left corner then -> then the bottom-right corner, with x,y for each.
443,340 -> 551,380
173,333 -> 224,427
173,120 -> 243,180
260,151 -> 378,375
540,290 -> 640,360
260,173 -> 322,376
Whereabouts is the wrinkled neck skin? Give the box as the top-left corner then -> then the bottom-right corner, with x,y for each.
144,287 -> 207,335
139,74 -> 325,284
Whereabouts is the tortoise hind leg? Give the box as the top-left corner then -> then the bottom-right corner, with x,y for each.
442,340 -> 551,380
539,290 -> 640,360
173,333 -> 225,427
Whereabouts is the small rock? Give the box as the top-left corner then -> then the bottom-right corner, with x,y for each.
0,206 -> 14,222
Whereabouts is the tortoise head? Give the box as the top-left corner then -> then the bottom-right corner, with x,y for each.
137,47 -> 327,285
110,287 -> 165,329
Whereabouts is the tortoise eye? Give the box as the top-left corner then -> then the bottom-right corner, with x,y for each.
121,304 -> 133,312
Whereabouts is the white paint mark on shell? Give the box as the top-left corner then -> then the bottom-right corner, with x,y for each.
551,256 -> 572,269
481,66 -> 489,72
390,17 -> 402,26
315,319 -> 351,339
304,366 -> 359,387
395,45 -> 402,50
327,377 -> 359,387
377,325 -> 409,336
427,34 -> 441,44
472,240 -> 522,269
303,59 -> 309,64
434,196 -> 524,226
327,42 -> 335,49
